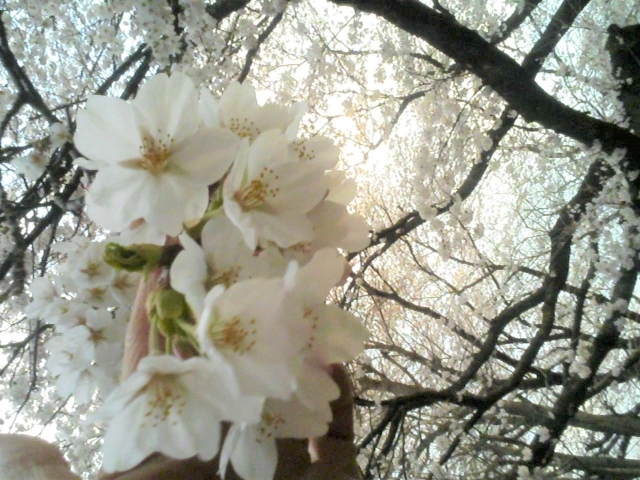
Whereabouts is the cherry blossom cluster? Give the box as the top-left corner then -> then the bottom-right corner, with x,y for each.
26,239 -> 139,405
68,72 -> 370,478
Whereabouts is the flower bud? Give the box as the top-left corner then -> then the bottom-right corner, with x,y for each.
103,242 -> 163,272
155,289 -> 186,320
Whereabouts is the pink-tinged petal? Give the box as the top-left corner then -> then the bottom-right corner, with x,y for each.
199,89 -> 221,127
251,209 -> 313,248
247,130 -> 290,177
221,424 -> 278,480
294,248 -> 345,304
170,127 -> 240,184
74,96 -> 141,165
266,161 -> 330,213
132,72 -> 199,141
314,305 -> 369,363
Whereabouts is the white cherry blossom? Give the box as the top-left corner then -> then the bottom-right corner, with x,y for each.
46,329 -> 102,404
200,81 -> 305,141
75,72 -> 241,237
63,241 -> 114,289
11,152 -> 48,181
302,171 -> 370,255
170,216 -> 286,316
98,355 -> 263,473
197,273 -> 308,399
219,380 -> 336,480
223,130 -> 332,249
24,276 -> 65,320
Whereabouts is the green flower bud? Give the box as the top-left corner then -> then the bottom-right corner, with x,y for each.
155,289 -> 186,320
103,243 -> 163,272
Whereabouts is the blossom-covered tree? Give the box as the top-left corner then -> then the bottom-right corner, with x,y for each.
1,0 -> 639,478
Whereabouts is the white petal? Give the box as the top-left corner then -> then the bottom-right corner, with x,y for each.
170,127 -> 239,184
171,233 -> 208,315
144,174 -> 208,236
293,365 -> 339,414
247,130 -> 290,177
251,209 -> 313,248
223,192 -> 259,250
132,72 -> 199,141
284,102 -> 307,141
314,305 -> 369,363
265,161 -> 330,213
219,81 -> 259,127
222,424 -> 277,480
74,96 -> 141,165
293,248 -> 345,304
199,89 -> 221,127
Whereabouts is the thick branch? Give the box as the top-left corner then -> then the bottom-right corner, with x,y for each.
521,0 -> 592,75
327,0 -> 640,166
503,400 -> 640,437
205,0 -> 252,21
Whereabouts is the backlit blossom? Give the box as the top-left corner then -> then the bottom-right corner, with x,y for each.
170,216 -> 286,316
11,152 -> 48,181
75,72 -> 241,237
200,81 -> 305,141
197,273 -> 307,399
223,130 -> 331,249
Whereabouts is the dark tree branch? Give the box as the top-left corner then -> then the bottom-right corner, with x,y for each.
528,252 -> 640,469
0,13 -> 58,126
489,0 -> 544,45
327,0 -> 640,168
205,0 -> 252,22
237,9 -> 286,83
521,0 -> 592,75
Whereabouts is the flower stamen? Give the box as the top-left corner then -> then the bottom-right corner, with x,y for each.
126,131 -> 174,174
234,168 -> 280,209
209,315 -> 257,354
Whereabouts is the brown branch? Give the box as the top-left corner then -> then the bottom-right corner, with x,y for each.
237,9 -> 285,83
528,252 -> 639,469
521,0 -> 592,75
205,0 -> 252,22
327,0 -> 640,166
489,0 -> 544,45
